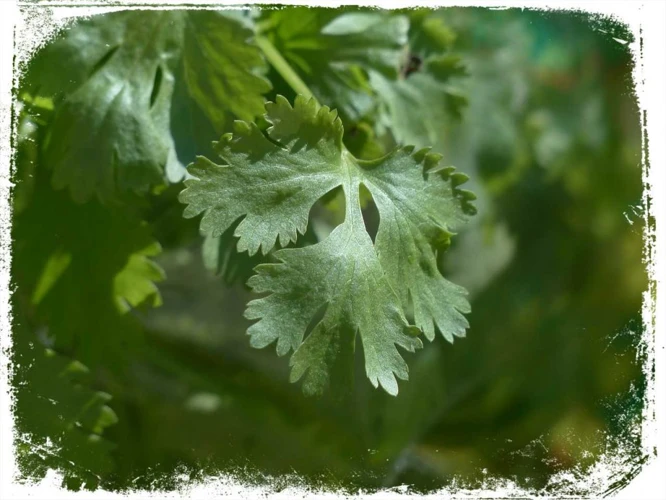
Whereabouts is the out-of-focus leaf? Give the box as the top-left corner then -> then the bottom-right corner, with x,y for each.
263,8 -> 408,123
371,54 -> 467,149
12,303 -> 117,490
25,10 -> 271,202
183,10 -> 271,133
13,167 -> 164,368
28,11 -> 185,202
444,221 -> 516,298
407,9 -> 458,57
343,121 -> 388,160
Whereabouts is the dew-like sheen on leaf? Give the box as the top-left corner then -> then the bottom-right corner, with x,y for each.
180,95 -> 475,396
27,10 -> 270,202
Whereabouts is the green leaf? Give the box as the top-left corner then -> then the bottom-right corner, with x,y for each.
406,9 -> 459,57
31,11 -> 185,203
180,95 -> 474,396
264,8 -> 408,123
201,221 -> 265,286
12,304 -> 117,489
202,214 -> 320,287
26,9 -> 271,202
370,54 -> 467,149
30,249 -> 72,305
343,121 -> 388,161
183,10 -> 272,133
12,99 -> 48,214
13,168 -> 164,368
113,239 -> 165,312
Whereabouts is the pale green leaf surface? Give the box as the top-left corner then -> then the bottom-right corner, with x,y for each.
182,101 -> 342,255
371,54 -> 467,149
361,145 -> 475,342
180,95 -> 474,395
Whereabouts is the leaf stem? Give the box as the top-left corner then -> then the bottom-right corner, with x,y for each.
256,35 -> 316,102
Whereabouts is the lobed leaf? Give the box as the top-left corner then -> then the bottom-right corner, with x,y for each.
180,95 -> 475,396
33,11 -> 185,203
370,54 -> 468,149
26,10 -> 271,202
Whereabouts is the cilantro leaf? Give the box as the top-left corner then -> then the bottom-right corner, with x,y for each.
184,10 -> 271,133
13,168 -> 164,368
27,10 -> 271,202
202,213 -> 320,287
180,95 -> 474,396
263,8 -> 408,123
201,223 -> 265,286
32,11 -> 184,203
12,303 -> 117,489
371,54 -> 467,149
248,199 -> 423,397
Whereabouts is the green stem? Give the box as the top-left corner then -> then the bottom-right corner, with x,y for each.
256,35 -> 316,102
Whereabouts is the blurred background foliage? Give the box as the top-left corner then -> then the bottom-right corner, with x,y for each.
10,6 -> 647,494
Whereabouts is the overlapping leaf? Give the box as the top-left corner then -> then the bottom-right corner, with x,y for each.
201,223 -> 266,286
183,10 -> 271,133
262,8 -> 408,123
27,11 -> 184,202
202,215 -> 320,286
26,9 -> 270,202
180,96 -> 474,395
371,54 -> 467,150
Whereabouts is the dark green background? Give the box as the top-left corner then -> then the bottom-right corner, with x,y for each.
11,6 -> 647,495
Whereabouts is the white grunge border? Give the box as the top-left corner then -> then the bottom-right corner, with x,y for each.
0,1 -> 664,499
